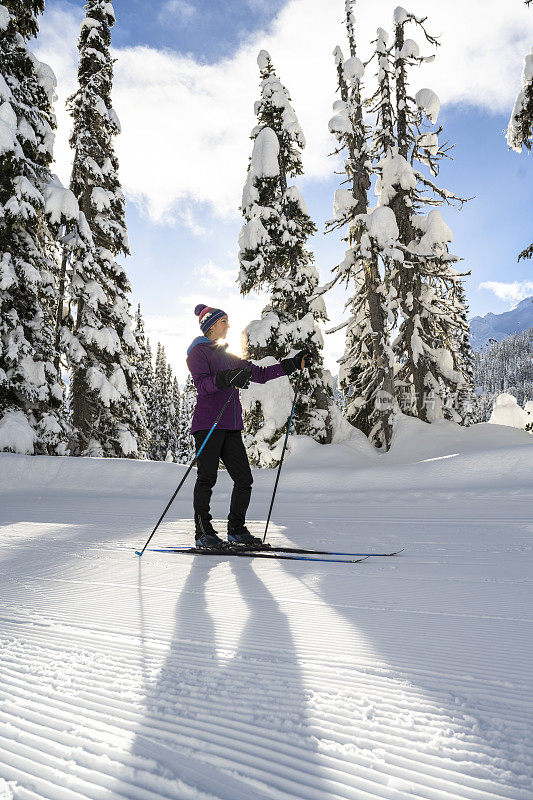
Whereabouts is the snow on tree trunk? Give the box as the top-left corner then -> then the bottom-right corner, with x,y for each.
66,0 -> 146,458
238,49 -> 334,465
0,3 -> 77,455
320,4 -> 396,450
386,8 -> 472,424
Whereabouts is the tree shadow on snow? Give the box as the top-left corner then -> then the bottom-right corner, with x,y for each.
310,560 -> 533,798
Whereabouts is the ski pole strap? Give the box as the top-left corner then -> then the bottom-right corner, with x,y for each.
263,371 -> 303,543
135,385 -> 238,557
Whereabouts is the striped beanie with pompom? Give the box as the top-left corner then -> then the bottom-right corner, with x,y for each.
194,304 -> 227,335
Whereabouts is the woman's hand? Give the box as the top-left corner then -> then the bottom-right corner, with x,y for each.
215,367 -> 252,390
281,349 -> 311,376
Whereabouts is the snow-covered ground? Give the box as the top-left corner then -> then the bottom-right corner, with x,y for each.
1,418 -> 532,800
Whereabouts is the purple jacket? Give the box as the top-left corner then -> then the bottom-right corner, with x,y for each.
186,336 -> 286,434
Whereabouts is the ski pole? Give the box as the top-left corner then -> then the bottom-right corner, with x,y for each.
135,384 -> 240,557
263,368 -> 304,543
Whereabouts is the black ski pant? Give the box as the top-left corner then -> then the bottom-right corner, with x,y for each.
193,429 -> 253,531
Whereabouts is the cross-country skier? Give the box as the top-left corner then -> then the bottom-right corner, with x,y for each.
186,303 -> 309,549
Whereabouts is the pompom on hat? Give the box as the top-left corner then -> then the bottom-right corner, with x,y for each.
195,303 -> 228,335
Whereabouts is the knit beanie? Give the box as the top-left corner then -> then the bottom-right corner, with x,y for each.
194,304 -> 228,335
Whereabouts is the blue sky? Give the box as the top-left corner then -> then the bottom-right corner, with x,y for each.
36,0 -> 533,381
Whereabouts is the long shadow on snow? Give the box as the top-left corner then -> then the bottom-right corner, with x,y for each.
129,555 -> 334,800
311,559 -> 532,798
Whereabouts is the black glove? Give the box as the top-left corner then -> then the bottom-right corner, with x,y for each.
215,366 -> 252,390
281,349 -> 311,376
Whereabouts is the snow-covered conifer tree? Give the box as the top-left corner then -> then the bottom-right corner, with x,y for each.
385,7 -> 471,422
171,375 -> 181,460
320,8 -> 397,448
149,343 -> 176,461
133,305 -> 152,407
166,363 -> 178,461
0,2 -> 80,455
176,373 -> 196,464
149,343 -> 165,461
238,50 -> 333,463
507,1 -> 533,260
66,0 -> 146,458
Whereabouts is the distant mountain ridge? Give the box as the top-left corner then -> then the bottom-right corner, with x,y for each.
469,296 -> 533,351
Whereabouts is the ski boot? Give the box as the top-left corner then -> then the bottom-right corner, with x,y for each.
227,524 -> 266,550
195,516 -> 228,550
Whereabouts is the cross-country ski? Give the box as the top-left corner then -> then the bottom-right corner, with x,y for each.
148,545 -> 404,557
1,1 -> 533,800
145,547 -> 369,564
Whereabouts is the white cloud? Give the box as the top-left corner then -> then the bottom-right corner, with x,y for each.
198,261 -> 239,291
38,0 -> 533,225
479,280 -> 533,306
158,0 -> 197,25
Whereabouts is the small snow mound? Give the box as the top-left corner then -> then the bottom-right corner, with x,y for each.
393,6 -> 409,25
117,425 -> 138,456
0,5 -> 10,31
400,39 -> 420,59
0,410 -> 36,455
489,393 -> 528,429
251,126 -> 279,178
44,179 -> 79,225
257,49 -> 271,71
343,56 -> 364,83
333,187 -> 357,219
365,205 -> 399,247
415,88 -> 440,123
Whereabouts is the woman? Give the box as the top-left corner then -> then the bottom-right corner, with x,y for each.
186,303 -> 308,549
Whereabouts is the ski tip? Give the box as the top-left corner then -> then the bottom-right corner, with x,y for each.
134,551 -> 143,557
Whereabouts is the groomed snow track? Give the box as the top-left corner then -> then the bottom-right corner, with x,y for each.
0,426 -> 532,800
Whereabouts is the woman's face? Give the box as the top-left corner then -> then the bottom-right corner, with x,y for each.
209,316 -> 230,340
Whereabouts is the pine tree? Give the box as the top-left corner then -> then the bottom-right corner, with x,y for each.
149,342 -> 165,461
386,7 -> 471,423
177,373 -> 196,464
166,363 -> 178,461
447,281 -> 476,424
507,1 -> 533,260
0,2 -> 80,455
131,304 -> 153,453
238,50 -> 334,464
149,343 -> 176,461
171,375 -> 181,461
66,0 -> 146,458
322,11 -> 397,449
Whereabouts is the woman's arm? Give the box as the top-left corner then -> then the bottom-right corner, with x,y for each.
229,355 -> 286,385
187,347 -> 219,395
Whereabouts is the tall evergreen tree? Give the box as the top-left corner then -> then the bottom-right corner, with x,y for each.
177,373 -> 196,464
386,7 -> 471,422
66,0 -> 146,457
149,342 -> 165,461
238,50 -> 333,464
171,375 -> 181,460
0,2 -> 80,454
149,343 -> 176,461
322,10 -> 397,449
507,0 -> 533,260
166,363 -> 178,461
